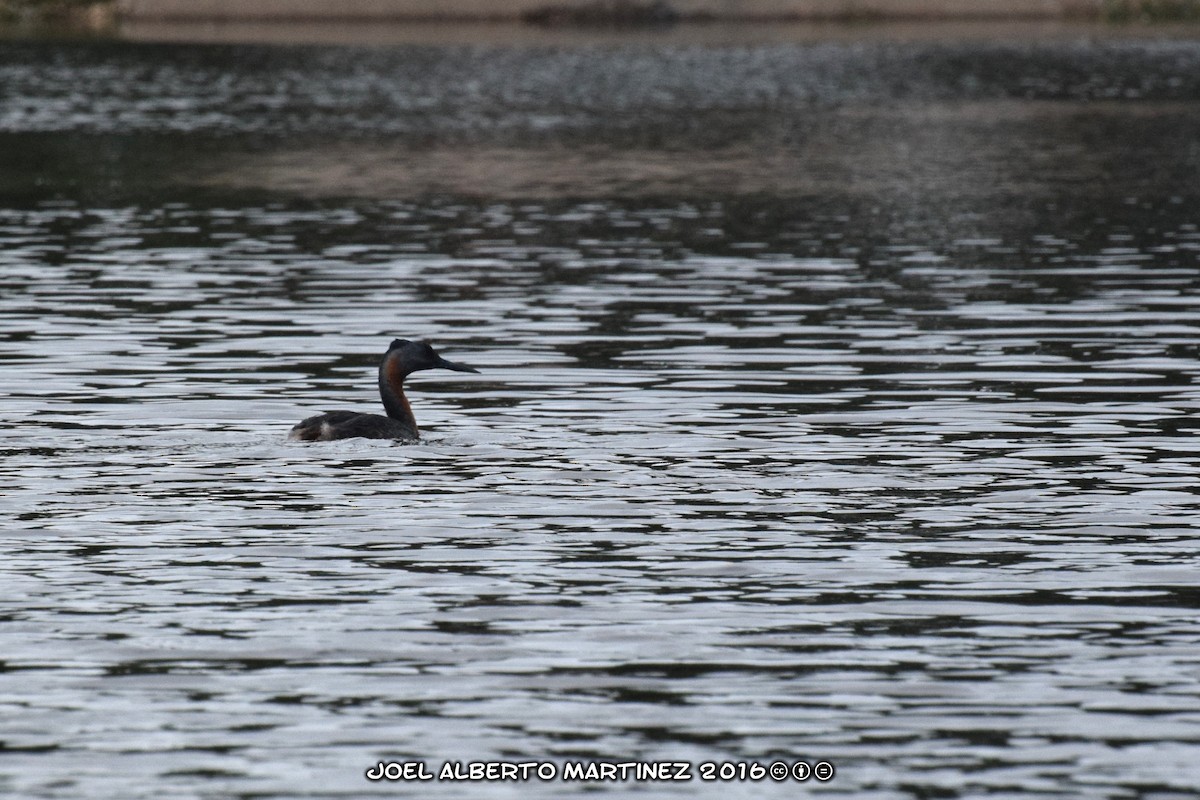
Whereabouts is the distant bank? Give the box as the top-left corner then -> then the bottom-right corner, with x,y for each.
7,0 -> 1199,41
105,0 -> 1177,23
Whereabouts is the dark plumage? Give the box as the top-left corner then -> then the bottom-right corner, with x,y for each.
289,339 -> 478,442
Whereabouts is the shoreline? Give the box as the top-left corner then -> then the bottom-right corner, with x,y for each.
114,1 -> 1104,24
4,1 -> 1200,44
111,18 -> 1200,47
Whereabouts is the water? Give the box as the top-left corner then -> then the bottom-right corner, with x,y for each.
2,32 -> 1200,799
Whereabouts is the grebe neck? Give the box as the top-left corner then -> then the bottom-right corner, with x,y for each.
378,355 -> 417,433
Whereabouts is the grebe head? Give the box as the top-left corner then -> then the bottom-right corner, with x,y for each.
387,339 -> 480,376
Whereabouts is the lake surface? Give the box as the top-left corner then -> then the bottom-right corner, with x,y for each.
2,31 -> 1200,799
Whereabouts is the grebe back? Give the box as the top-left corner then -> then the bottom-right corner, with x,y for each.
289,339 -> 478,442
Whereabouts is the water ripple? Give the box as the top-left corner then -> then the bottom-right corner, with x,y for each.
2,39 -> 1200,800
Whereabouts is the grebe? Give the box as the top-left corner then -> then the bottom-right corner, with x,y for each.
289,339 -> 479,442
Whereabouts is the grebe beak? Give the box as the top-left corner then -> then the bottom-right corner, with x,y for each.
436,356 -> 480,374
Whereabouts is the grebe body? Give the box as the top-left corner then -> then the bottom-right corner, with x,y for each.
289,339 -> 478,442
